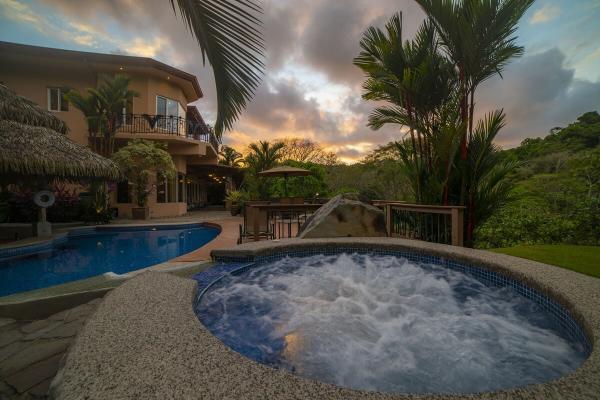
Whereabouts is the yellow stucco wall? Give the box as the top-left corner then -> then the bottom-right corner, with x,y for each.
1,49 -> 217,218
0,62 -> 96,145
147,77 -> 188,114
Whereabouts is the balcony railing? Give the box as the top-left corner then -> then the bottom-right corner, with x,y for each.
116,114 -> 221,149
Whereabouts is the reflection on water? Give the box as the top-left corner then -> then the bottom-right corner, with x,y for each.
198,253 -> 588,394
0,226 -> 218,296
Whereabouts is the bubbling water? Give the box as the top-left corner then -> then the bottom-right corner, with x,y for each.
198,253 -> 587,394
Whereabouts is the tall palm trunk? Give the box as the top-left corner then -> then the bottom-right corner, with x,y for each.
459,67 -> 468,161
466,193 -> 476,246
468,88 -> 475,139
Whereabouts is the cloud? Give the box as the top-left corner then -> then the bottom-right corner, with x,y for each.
530,4 -> 561,24
5,0 -> 598,162
125,37 -> 167,58
299,0 -> 425,86
476,48 -> 600,148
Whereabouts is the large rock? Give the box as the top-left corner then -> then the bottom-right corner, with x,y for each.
298,194 -> 387,238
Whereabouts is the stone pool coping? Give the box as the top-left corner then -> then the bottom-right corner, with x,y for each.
51,238 -> 599,399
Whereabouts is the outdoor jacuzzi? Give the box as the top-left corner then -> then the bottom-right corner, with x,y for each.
194,245 -> 592,395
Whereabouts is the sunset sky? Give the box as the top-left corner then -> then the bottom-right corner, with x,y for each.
1,0 -> 599,163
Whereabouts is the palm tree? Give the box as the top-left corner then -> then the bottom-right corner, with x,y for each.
415,0 -> 534,158
354,14 -> 458,203
91,75 -> 138,157
355,9 -> 522,246
245,140 -> 285,173
63,89 -> 102,152
465,109 -> 520,244
170,0 -> 264,137
67,74 -> 138,157
219,145 -> 243,167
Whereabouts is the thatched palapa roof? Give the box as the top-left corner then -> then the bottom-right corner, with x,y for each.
0,84 -> 120,181
0,84 -> 68,134
0,120 -> 121,181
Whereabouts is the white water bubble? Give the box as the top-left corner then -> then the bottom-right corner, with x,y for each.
199,253 -> 587,394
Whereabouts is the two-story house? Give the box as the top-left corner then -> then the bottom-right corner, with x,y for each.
0,41 -> 235,218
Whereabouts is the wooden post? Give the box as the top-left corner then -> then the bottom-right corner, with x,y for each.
451,207 -> 464,247
386,203 -> 392,237
253,206 -> 260,242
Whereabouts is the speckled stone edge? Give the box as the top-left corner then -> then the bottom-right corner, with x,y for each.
51,238 -> 600,399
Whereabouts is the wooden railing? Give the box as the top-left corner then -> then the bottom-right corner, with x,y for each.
251,203 -> 322,241
374,201 -> 465,247
240,199 -> 465,247
239,203 -> 323,243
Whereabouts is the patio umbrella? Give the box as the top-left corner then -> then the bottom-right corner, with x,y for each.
258,166 -> 310,197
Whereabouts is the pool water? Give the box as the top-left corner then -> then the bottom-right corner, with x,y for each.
0,224 -> 219,296
197,253 -> 588,394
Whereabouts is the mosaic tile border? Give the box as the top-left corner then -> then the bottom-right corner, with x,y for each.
204,247 -> 592,355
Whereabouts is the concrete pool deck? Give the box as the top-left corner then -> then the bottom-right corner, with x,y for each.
51,238 -> 599,399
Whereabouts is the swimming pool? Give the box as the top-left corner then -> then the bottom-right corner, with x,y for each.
195,248 -> 591,394
0,223 -> 219,296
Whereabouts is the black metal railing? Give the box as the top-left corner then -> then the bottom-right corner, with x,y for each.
240,203 -> 323,243
116,114 -> 220,147
374,201 -> 465,246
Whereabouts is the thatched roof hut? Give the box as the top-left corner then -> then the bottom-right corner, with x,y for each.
0,120 -> 121,181
0,84 -> 68,134
0,84 -> 120,182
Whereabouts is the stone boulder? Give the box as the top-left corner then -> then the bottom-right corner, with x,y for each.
298,194 -> 387,238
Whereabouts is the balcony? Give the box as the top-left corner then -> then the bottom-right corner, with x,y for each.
115,114 -> 221,151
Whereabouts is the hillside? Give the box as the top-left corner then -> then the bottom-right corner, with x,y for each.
475,112 -> 600,248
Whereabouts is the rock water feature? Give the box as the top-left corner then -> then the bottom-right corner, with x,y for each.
298,194 -> 387,238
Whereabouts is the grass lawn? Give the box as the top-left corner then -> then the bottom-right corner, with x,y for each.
490,245 -> 600,278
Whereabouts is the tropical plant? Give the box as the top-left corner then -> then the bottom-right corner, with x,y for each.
415,0 -> 534,152
66,74 -> 138,157
225,189 -> 250,215
244,140 -> 285,173
354,4 -> 530,245
354,13 -> 459,204
112,139 -> 176,207
476,112 -> 600,248
464,110 -> 520,237
269,160 -> 329,199
219,145 -> 243,167
170,0 -> 264,137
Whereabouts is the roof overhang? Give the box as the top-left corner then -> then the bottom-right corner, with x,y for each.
0,41 -> 203,102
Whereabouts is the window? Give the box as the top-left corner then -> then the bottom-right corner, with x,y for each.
156,173 -> 167,203
156,95 -> 180,117
156,96 -> 167,116
168,176 -> 177,203
47,88 -> 69,112
156,95 -> 182,133
177,173 -> 186,203
122,98 -> 133,125
116,181 -> 131,204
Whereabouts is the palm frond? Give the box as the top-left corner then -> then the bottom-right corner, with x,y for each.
171,0 -> 265,137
